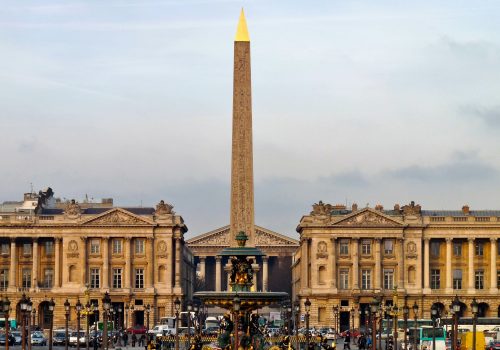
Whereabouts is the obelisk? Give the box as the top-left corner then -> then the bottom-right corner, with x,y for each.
230,9 -> 255,247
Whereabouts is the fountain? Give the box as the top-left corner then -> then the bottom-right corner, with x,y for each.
194,231 -> 288,350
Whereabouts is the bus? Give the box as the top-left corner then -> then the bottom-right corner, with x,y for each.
0,318 -> 17,329
419,326 -> 446,350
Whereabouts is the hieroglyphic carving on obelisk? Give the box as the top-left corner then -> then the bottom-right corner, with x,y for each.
230,9 -> 255,246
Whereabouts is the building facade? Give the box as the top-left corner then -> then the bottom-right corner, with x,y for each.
0,189 -> 193,329
293,201 -> 500,329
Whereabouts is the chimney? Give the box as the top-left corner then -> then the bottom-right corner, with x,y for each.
462,205 -> 470,215
352,203 -> 358,212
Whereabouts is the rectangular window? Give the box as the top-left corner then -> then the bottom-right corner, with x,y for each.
475,242 -> 484,256
339,240 -> 349,255
453,242 -> 462,256
361,269 -> 371,290
90,239 -> 100,254
339,269 -> 349,289
113,239 -> 122,254
497,272 -> 500,290
383,269 -> 394,290
113,268 -> 122,289
45,241 -> 54,255
22,269 -> 31,289
43,268 -> 53,288
318,307 -> 326,323
0,269 -> 9,289
135,268 -> 144,289
361,240 -> 371,255
431,269 -> 441,289
135,239 -> 145,254
475,270 -> 484,290
90,268 -> 100,289
453,269 -> 462,290
384,240 -> 394,255
0,243 -> 9,255
431,241 -> 440,257
23,243 -> 32,256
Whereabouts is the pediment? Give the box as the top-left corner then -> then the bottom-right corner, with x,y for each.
187,225 -> 299,247
81,208 -> 153,226
331,208 -> 404,227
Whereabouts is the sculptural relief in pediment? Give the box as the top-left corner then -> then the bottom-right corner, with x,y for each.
189,230 -> 230,246
255,230 -> 297,246
333,210 -> 402,227
82,209 -> 150,226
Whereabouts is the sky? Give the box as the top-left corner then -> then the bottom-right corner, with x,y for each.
1,0 -> 500,239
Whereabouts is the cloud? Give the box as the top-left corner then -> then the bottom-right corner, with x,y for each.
460,104 -> 500,128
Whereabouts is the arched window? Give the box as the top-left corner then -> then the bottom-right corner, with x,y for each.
318,266 -> 327,285
158,265 -> 166,283
69,265 -> 77,282
408,266 -> 416,284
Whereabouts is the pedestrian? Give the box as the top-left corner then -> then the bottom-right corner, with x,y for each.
358,334 -> 366,350
132,333 -> 137,347
344,331 -> 351,350
93,336 -> 99,350
123,332 -> 129,347
139,334 -> 146,347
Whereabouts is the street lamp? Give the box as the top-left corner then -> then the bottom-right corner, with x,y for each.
145,304 -> 151,342
20,294 -> 28,350
76,299 -> 82,350
287,303 -> 293,336
193,302 -> 199,335
48,298 -> 55,350
431,304 -> 439,350
333,305 -> 339,336
412,302 -> 419,350
2,297 -> 11,350
102,292 -> 111,350
294,299 -> 300,350
403,302 -> 409,350
64,300 -> 70,350
451,296 -> 461,350
304,298 -> 311,350
233,295 -> 241,350
187,300 -> 193,348
174,298 -> 181,350
27,300 -> 33,350
471,298 -> 479,350
370,298 -> 380,350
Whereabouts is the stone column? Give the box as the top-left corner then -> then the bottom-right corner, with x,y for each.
491,238 -> 498,292
227,271 -> 231,291
54,237 -> 61,288
330,238 -> 337,288
468,238 -> 475,291
199,257 -> 206,281
32,238 -> 39,289
80,237 -> 87,286
215,256 -> 222,292
374,238 -> 381,291
102,238 -> 109,289
301,238 -> 309,289
174,237 -> 182,288
397,238 -> 404,290
352,238 -> 359,289
9,239 -> 17,290
423,238 -> 430,291
262,256 -> 269,292
124,237 -> 131,289
445,238 -> 453,292
147,237 -> 154,288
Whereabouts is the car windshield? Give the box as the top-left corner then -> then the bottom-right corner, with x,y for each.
55,332 -> 66,337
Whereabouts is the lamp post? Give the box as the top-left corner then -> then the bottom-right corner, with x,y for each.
64,300 -> 70,350
193,302 -> 199,335
85,302 -> 91,350
351,307 -> 355,343
27,300 -> 32,350
451,296 -> 461,350
2,297 -> 11,350
48,298 -> 55,350
412,302 -> 418,350
233,296 -> 241,350
20,294 -> 28,350
187,300 -> 193,348
174,298 -> 181,350
146,304 -> 151,342
76,299 -> 82,350
287,303 -> 293,336
304,298 -> 311,350
403,302 -> 409,350
333,305 -> 339,337
471,298 -> 478,350
102,292 -> 111,350
294,299 -> 300,350
431,304 -> 438,350
370,298 -> 379,350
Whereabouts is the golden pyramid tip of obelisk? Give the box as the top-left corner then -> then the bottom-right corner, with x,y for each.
235,8 -> 250,42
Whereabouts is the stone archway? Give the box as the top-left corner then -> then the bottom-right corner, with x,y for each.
457,302 -> 466,318
38,301 -> 51,329
432,302 -> 446,317
478,302 -> 489,317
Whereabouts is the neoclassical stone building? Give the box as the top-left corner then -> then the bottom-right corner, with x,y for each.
0,188 -> 193,329
293,201 -> 500,329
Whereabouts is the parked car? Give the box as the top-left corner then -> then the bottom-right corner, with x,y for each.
0,333 -> 16,346
53,331 -> 67,346
325,330 -> 337,340
31,333 -> 47,346
488,340 -> 500,350
69,331 -> 86,346
127,325 -> 147,334
202,326 -> 220,336
11,331 -> 22,345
